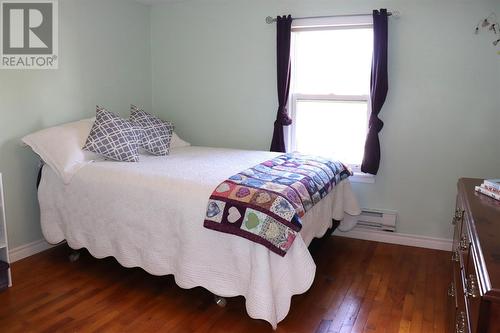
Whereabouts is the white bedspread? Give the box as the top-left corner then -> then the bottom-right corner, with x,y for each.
38,146 -> 360,328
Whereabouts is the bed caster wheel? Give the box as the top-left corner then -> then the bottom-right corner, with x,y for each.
214,295 -> 227,308
69,251 -> 80,262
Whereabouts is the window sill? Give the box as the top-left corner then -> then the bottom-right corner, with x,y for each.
350,172 -> 375,184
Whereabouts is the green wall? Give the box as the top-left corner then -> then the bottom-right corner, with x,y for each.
2,0 -> 500,250
151,0 -> 500,240
0,0 -> 151,248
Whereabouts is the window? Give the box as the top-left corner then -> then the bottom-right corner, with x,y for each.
287,16 -> 374,178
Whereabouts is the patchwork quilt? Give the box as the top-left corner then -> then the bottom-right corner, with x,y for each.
203,153 -> 352,256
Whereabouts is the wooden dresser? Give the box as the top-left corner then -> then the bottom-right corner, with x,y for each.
448,178 -> 500,333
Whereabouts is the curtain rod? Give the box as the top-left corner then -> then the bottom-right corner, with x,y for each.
265,11 -> 399,24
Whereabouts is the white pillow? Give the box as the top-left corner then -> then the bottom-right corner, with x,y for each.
170,132 -> 191,148
22,118 -> 97,184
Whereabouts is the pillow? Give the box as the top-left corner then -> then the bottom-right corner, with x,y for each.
22,118 -> 97,184
83,106 -> 142,162
130,105 -> 174,156
170,132 -> 191,148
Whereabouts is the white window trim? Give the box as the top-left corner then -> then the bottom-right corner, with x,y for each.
288,94 -> 375,184
350,172 -> 375,184
286,15 -> 376,184
288,93 -> 371,155
291,15 -> 373,30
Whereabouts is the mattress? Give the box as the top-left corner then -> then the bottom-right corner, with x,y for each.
38,146 -> 361,328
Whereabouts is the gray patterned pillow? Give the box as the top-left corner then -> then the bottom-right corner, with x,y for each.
130,105 -> 174,156
83,106 -> 142,162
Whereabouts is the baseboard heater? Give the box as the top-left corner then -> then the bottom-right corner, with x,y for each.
346,209 -> 398,232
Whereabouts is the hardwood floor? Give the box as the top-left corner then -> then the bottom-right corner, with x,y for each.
0,237 -> 451,333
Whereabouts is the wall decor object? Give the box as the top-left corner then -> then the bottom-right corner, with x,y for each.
474,12 -> 500,54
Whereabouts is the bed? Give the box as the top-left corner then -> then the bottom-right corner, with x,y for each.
37,146 -> 360,328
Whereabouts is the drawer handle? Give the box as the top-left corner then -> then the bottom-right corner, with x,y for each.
459,236 -> 469,251
467,274 -> 479,298
451,250 -> 460,263
455,310 -> 466,333
452,209 -> 464,225
448,282 -> 456,297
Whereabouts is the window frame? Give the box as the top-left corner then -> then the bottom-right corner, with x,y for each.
289,94 -> 371,173
286,15 -> 375,183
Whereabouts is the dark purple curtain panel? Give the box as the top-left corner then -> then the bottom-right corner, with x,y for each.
270,15 -> 293,153
361,9 -> 389,175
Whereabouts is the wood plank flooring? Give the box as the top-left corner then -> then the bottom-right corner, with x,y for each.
0,237 -> 451,333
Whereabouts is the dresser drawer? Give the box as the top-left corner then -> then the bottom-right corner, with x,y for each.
449,255 -> 469,333
458,235 -> 469,271
465,244 -> 482,333
451,203 -> 465,267
461,214 -> 474,277
449,179 -> 500,333
450,260 -> 459,322
455,275 -> 469,333
451,219 -> 461,263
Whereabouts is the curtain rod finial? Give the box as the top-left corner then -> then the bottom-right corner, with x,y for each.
266,16 -> 276,24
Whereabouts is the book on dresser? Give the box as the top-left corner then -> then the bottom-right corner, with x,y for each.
483,179 -> 500,194
474,179 -> 500,201
484,179 -> 500,191
475,185 -> 500,201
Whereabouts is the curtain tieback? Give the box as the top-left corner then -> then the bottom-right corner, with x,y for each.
369,116 -> 384,132
275,107 -> 292,126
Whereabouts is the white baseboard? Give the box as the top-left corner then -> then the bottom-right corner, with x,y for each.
333,228 -> 452,251
7,230 -> 452,263
9,239 -> 58,262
